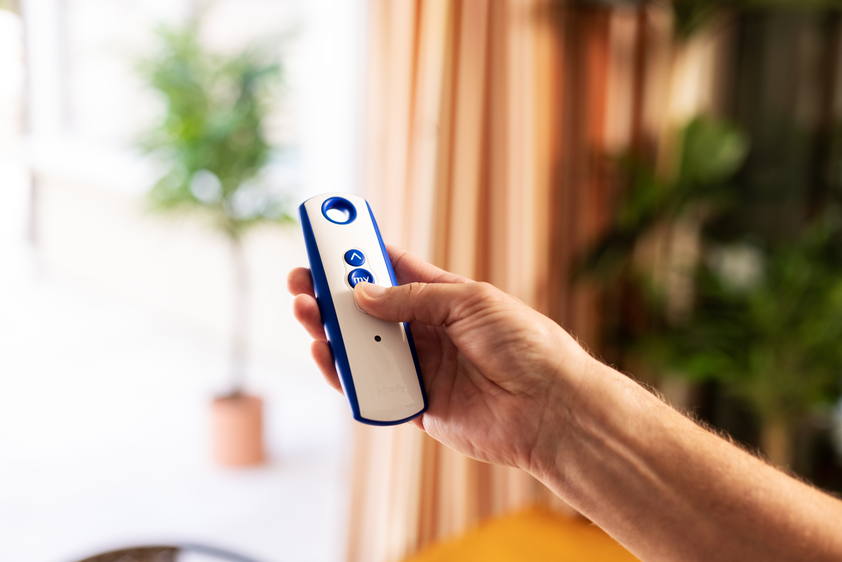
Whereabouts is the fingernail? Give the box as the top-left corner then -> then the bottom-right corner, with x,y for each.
361,282 -> 386,297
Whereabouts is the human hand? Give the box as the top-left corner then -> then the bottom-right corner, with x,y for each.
287,246 -> 591,474
292,247 -> 842,562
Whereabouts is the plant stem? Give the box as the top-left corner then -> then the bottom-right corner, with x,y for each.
229,236 -> 249,396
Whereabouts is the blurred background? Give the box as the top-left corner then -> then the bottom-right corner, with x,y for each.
0,0 -> 361,561
3,1 -> 842,562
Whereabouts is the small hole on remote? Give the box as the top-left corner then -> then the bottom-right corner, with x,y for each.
374,335 -> 381,342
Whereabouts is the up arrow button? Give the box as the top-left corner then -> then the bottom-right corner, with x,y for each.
344,249 -> 366,267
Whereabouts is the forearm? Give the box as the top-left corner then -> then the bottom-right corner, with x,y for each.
533,352 -> 842,562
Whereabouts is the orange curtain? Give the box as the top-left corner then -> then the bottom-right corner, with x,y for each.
349,2 -> 675,561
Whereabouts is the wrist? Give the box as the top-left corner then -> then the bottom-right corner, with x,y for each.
525,340 -> 658,503
522,328 -> 596,482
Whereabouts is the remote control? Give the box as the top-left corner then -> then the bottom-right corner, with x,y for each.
299,193 -> 427,425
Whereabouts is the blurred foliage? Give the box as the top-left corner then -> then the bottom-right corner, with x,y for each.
580,115 -> 842,428
669,0 -> 842,41
579,117 -> 748,281
671,0 -> 730,39
138,19 -> 294,239
640,216 -> 842,425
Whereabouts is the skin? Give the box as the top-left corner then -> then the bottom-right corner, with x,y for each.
288,245 -> 842,562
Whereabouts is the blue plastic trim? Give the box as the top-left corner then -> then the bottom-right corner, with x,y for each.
321,196 -> 357,225
366,201 -> 428,422
299,201 -> 362,421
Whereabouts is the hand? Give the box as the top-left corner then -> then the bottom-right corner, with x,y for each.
287,246 -> 590,474
290,246 -> 842,562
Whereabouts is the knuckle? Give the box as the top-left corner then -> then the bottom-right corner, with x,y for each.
445,281 -> 498,324
403,281 -> 427,299
454,282 -> 509,321
396,282 -> 428,321
471,282 -> 501,304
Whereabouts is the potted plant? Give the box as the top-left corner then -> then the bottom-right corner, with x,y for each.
138,18 -> 294,466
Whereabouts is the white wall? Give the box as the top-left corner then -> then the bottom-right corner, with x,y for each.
17,0 -> 367,372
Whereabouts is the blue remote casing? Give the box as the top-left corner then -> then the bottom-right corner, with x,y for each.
299,193 -> 427,425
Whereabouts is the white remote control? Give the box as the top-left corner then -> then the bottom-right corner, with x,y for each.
299,193 -> 427,425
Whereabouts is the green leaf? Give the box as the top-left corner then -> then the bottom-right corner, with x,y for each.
679,117 -> 750,189
137,18 -> 295,237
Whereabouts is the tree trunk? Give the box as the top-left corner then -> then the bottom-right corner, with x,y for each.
229,236 -> 249,396
761,418 -> 793,469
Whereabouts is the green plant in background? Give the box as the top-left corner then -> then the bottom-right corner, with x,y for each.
580,117 -> 749,282
669,0 -> 842,41
577,0 -> 842,475
639,215 -> 842,465
577,117 -> 749,359
138,19 -> 294,396
580,115 -> 842,467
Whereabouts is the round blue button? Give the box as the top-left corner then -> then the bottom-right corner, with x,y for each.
344,249 -> 366,266
348,268 -> 375,288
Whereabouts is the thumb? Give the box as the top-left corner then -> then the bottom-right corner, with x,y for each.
353,280 -> 484,327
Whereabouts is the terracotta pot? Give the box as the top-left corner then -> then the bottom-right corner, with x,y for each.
211,394 -> 265,466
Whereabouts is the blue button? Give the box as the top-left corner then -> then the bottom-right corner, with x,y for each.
348,268 -> 375,288
344,249 -> 365,266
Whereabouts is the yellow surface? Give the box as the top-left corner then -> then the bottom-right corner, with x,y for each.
404,506 -> 640,562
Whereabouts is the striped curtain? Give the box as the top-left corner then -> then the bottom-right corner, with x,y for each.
347,1 -> 729,560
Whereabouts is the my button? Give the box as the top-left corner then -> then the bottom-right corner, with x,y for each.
348,268 -> 375,288
344,249 -> 365,266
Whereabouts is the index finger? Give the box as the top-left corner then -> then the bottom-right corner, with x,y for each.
287,267 -> 315,298
386,244 -> 472,286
